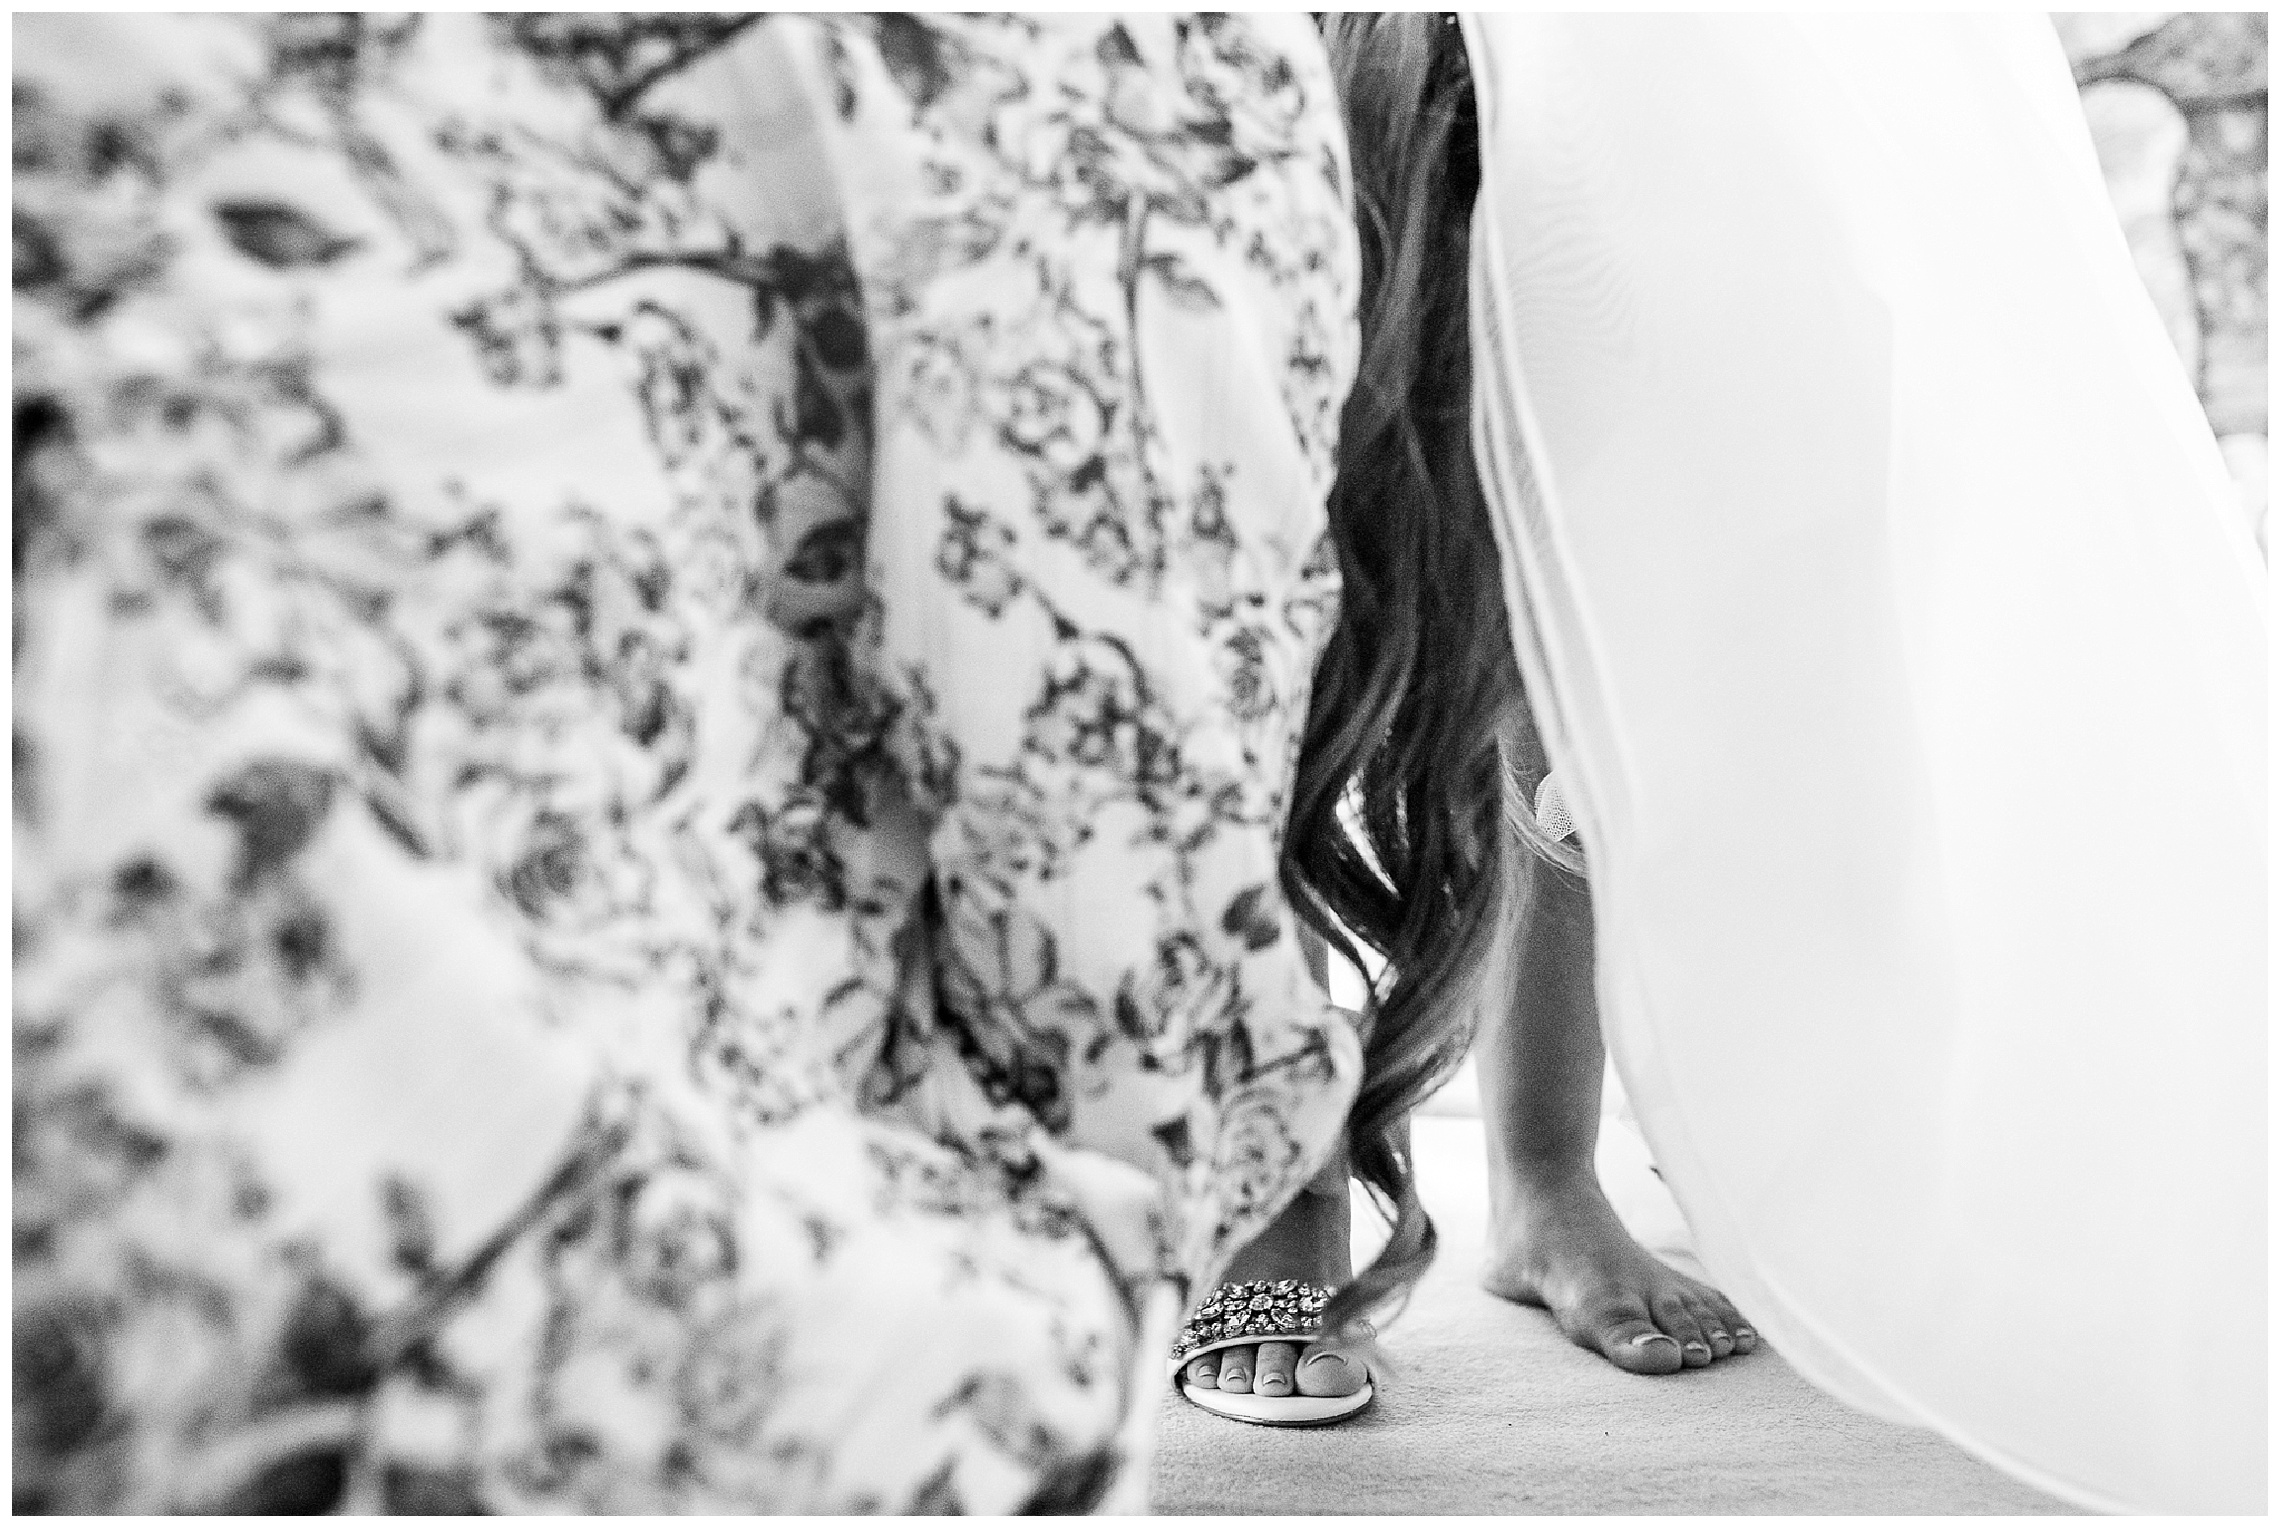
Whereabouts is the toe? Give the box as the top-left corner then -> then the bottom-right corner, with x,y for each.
1216,1344 -> 1255,1394
1651,1293 -> 1714,1368
1253,1341 -> 1299,1397
1689,1298 -> 1735,1359
1184,1353 -> 1219,1388
1587,1306 -> 1686,1376
1295,1341 -> 1370,1398
1703,1291 -> 1757,1354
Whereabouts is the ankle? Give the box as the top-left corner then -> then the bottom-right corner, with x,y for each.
1491,1147 -> 1599,1207
1222,1176 -> 1353,1288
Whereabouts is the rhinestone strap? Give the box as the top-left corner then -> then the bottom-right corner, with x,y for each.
1171,1279 -> 1334,1361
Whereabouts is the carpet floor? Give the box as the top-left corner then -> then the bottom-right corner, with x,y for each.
1148,1113 -> 2076,1515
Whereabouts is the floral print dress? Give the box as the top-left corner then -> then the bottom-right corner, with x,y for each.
12,13 -> 1358,1514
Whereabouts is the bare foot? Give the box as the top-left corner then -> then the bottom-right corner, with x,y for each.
1180,1158 -> 1369,1402
1476,795 -> 1756,1377
1485,1164 -> 1757,1375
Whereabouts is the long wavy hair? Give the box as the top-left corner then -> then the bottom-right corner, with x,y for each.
1282,12 -> 1529,1339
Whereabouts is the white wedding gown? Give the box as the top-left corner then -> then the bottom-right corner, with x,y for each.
1462,14 -> 2265,1514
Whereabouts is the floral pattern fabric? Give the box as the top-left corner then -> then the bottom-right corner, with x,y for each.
12,13 -> 1357,1514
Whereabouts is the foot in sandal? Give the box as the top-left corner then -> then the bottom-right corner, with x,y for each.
1173,1151 -> 1371,1423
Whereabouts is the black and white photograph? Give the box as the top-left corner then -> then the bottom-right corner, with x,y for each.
10,9 -> 2267,1516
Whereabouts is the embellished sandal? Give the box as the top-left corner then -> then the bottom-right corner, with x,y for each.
1168,1279 -> 1375,1426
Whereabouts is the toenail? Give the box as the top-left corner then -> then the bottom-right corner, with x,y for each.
1685,1341 -> 1710,1354
1631,1333 -> 1679,1349
1737,1328 -> 1757,1340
